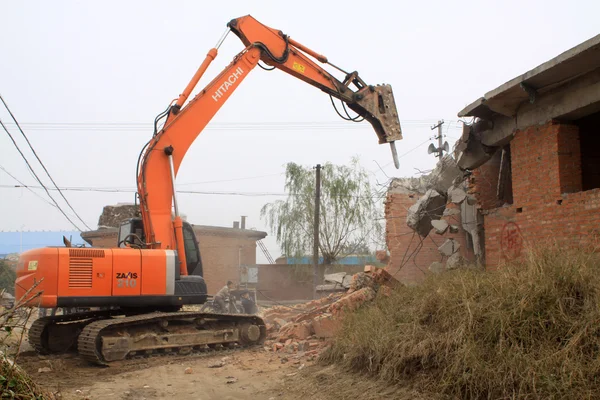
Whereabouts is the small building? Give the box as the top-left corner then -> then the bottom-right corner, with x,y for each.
456,34 -> 600,266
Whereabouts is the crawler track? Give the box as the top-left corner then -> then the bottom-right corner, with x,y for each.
29,310 -> 266,366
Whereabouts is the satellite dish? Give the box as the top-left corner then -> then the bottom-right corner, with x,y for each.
427,143 -> 437,154
443,141 -> 450,153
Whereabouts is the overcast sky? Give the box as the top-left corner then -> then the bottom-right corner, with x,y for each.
1,0 -> 598,262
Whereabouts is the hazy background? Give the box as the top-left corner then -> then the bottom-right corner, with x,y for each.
1,0 -> 597,262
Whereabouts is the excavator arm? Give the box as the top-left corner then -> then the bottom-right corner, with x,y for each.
137,15 -> 403,275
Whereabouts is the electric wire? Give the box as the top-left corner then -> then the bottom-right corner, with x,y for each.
0,95 -> 91,230
0,119 -> 83,231
0,164 -> 58,209
0,184 -> 389,200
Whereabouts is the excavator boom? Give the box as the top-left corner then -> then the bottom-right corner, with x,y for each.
137,15 -> 403,268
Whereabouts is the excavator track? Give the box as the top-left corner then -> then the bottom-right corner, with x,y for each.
28,309 -> 118,354
77,312 -> 266,365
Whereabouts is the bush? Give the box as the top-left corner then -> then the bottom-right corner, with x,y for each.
0,260 -> 16,296
321,248 -> 600,399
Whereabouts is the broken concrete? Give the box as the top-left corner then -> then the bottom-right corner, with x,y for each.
425,155 -> 464,196
406,189 -> 446,237
98,203 -> 140,229
446,252 -> 464,270
323,272 -> 352,289
439,239 -> 460,257
429,262 -> 444,274
449,225 -> 460,234
448,185 -> 467,204
388,176 -> 430,194
431,219 -> 449,235
454,120 -> 498,170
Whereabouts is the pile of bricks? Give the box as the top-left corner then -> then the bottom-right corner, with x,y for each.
260,266 -> 400,358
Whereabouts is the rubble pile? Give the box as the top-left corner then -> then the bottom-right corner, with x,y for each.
260,266 -> 400,359
97,203 -> 140,229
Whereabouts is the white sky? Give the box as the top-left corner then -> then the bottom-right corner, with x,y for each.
0,0 -> 598,263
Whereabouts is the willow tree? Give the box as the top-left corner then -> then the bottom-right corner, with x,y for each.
261,158 -> 382,265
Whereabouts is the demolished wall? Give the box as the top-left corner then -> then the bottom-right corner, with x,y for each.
385,158 -> 479,283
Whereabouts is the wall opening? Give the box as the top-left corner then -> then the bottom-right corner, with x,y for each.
497,145 -> 514,205
577,111 -> 600,191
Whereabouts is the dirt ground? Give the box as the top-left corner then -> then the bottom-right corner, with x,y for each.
17,347 -> 312,400
15,347 -> 431,400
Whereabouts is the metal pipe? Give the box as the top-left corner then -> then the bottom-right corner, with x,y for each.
166,148 -> 179,217
215,28 -> 231,49
326,61 -> 350,75
165,146 -> 187,275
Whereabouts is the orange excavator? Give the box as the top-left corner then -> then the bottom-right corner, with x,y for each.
15,15 -> 402,365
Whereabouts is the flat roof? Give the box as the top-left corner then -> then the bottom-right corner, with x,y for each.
459,34 -> 600,119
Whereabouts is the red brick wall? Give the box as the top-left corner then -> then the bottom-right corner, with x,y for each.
469,151 -> 502,211
385,191 -> 472,284
511,121 -> 581,205
198,234 -> 258,295
481,121 -> 599,266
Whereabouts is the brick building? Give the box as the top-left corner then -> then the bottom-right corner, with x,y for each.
385,34 -> 600,277
456,34 -> 600,266
82,224 -> 266,295
385,180 -> 476,284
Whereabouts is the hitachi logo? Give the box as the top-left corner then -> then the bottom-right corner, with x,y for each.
212,67 -> 244,102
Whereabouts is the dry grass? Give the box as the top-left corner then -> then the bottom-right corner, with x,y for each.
321,248 -> 600,399
0,280 -> 54,399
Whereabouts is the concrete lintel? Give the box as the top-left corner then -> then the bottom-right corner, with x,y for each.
481,68 -> 600,147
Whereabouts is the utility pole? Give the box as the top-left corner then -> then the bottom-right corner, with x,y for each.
428,120 -> 447,160
313,164 -> 321,299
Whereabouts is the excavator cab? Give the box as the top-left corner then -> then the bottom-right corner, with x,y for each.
118,218 -> 204,277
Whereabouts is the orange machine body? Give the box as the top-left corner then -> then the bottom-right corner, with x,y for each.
15,247 -> 186,308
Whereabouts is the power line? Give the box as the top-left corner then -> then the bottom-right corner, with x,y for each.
178,172 -> 284,186
0,120 -> 465,133
0,164 -> 58,210
0,119 -> 83,231
0,95 -> 91,230
0,184 -> 388,200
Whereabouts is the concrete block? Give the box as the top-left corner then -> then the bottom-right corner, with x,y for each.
446,252 -> 465,270
439,239 -> 460,257
432,219 -> 449,234
449,225 -> 460,234
448,186 -> 467,204
406,189 -> 446,237
426,155 -> 463,195
443,208 -> 460,217
429,261 -> 444,274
